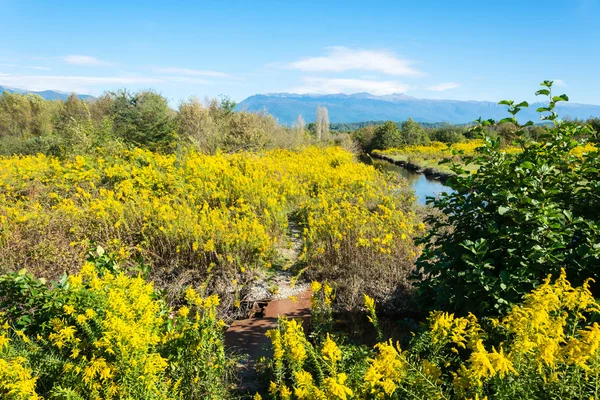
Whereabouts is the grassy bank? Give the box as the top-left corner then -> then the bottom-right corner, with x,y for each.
372,139 -> 596,180
372,140 -> 489,177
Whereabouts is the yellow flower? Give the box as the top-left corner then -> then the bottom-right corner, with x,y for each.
0,334 -> 10,350
364,340 -> 404,395
324,373 -> 353,400
178,306 -> 190,318
364,294 -> 376,314
311,281 -> 322,293
322,334 -> 342,364
266,329 -> 284,361
63,304 -> 76,315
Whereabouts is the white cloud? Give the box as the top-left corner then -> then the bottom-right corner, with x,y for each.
553,79 -> 568,87
290,77 -> 413,95
287,46 -> 422,76
64,55 -> 112,66
0,73 -> 162,93
0,63 -> 50,70
426,82 -> 461,91
153,67 -> 229,78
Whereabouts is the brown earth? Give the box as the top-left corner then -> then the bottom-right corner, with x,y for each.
225,289 -> 313,391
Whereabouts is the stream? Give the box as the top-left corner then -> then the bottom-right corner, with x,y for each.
360,155 -> 454,205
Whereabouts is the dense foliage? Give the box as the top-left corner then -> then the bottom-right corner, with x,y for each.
0,146 -> 422,311
260,271 -> 600,399
0,261 -> 232,399
0,91 -> 312,157
369,119 -> 429,151
415,81 -> 600,315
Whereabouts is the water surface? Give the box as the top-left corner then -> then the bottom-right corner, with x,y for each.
360,156 -> 454,205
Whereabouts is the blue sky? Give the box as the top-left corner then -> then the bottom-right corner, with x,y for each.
1,0 -> 599,105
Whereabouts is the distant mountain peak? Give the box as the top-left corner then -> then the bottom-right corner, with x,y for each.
236,92 -> 600,125
0,85 -> 96,101
261,92 -> 415,102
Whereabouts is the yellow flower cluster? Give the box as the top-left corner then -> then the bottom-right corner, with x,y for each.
377,140 -> 486,161
0,356 -> 40,400
0,146 -> 421,295
376,139 -> 596,167
500,269 -> 600,371
0,264 -> 229,399
363,340 -> 405,396
267,318 -> 353,400
263,272 -> 600,399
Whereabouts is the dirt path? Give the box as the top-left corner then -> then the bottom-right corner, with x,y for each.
224,218 -> 310,391
224,289 -> 312,390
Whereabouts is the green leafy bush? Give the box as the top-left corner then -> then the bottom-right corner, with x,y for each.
0,260 -> 234,399
415,81 -> 600,315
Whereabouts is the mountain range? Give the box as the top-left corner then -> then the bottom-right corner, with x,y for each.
0,86 -> 96,101
236,92 -> 600,125
3,85 -> 599,125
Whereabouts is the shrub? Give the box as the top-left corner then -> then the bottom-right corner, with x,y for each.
178,97 -> 309,154
0,263 -> 233,399
259,272 -> 600,399
428,124 -> 466,144
414,81 -> 600,315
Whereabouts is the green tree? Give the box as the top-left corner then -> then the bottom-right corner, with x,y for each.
53,93 -> 89,132
400,117 -> 429,145
177,97 -> 222,154
414,81 -> 600,315
351,124 -> 377,152
89,92 -> 116,125
428,123 -> 465,143
111,90 -> 176,151
371,120 -> 402,150
0,92 -> 55,139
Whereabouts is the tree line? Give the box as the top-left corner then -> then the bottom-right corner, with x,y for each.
348,116 -> 600,152
2,89 -> 598,158
0,90 -> 321,157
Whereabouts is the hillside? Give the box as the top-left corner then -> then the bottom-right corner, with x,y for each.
0,85 -> 96,101
236,92 -> 600,125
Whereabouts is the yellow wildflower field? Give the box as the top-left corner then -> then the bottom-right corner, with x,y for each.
0,146 -> 422,305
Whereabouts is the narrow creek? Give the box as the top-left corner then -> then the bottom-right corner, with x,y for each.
360,155 -> 454,205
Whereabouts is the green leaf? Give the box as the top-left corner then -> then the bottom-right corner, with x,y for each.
498,100 -> 513,106
552,94 -> 569,102
520,161 -> 534,169
515,101 -> 529,108
499,117 -> 517,125
536,89 -> 550,96
498,206 -> 510,215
